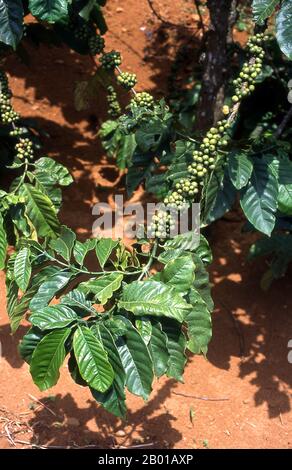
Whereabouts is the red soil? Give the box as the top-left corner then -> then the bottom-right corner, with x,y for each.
0,0 -> 291,449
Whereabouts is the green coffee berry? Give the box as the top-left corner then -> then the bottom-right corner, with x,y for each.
89,35 -> 105,55
75,24 -> 92,41
106,85 -> 121,117
15,138 -> 34,160
132,91 -> 154,108
100,51 -> 122,70
117,72 -> 137,90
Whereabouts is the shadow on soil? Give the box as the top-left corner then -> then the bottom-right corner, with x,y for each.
26,383 -> 181,449
207,220 -> 292,419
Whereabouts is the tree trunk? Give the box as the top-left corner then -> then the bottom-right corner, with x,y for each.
196,0 -> 236,133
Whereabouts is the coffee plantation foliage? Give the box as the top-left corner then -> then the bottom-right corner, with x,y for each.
0,0 -> 292,417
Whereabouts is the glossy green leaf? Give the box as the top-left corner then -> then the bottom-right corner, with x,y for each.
249,233 -> 292,258
164,230 -> 200,252
165,140 -> 194,186
30,304 -> 79,330
253,0 -> 279,24
73,238 -> 96,266
77,0 -> 96,21
20,183 -> 60,238
73,325 -> 114,392
19,327 -> 45,364
240,158 -> 278,236
91,2 -> 107,34
0,213 -> 7,270
228,151 -> 253,190
29,0 -> 68,22
159,254 -> 195,292
7,282 -> 42,333
148,321 -> 169,377
14,247 -> 31,292
116,133 -> 136,170
91,324 -> 126,418
135,118 -> 169,152
95,238 -> 119,268
116,320 -> 153,400
161,319 -> 187,382
61,289 -> 96,316
278,184 -> 292,215
158,247 -> 185,264
30,328 -> 71,391
29,271 -> 73,311
276,0 -> 292,60
0,0 -> 23,48
119,280 -> 191,322
135,317 -> 152,345
49,226 -> 76,262
203,170 -> 236,225
104,316 -> 128,338
185,293 -> 212,355
79,272 -> 123,305
192,255 -> 214,312
195,235 -> 213,265
68,353 -> 87,387
34,157 -> 73,186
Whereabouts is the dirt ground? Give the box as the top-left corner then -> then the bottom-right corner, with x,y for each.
0,0 -> 292,449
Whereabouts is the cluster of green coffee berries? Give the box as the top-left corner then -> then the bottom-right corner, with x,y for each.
74,23 -> 93,41
70,20 -> 105,56
117,72 -> 137,90
186,122 -> 229,190
131,92 -> 154,108
9,127 -> 26,137
106,85 -> 121,117
15,138 -> 34,160
0,73 -> 19,124
231,33 -> 267,103
100,51 -> 122,70
88,34 -> 105,55
150,210 -> 175,239
150,120 -> 230,236
149,117 -> 231,237
172,178 -> 199,198
151,33 -> 267,238
163,191 -> 188,210
0,70 -> 10,95
0,93 -> 19,124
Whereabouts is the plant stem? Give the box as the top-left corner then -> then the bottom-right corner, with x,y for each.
196,0 -> 234,131
12,159 -> 29,193
194,0 -> 206,34
275,104 -> 292,138
34,246 -> 143,277
116,65 -> 137,96
138,240 -> 158,280
176,131 -> 199,143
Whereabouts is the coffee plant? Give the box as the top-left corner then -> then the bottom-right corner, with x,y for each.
0,0 -> 292,420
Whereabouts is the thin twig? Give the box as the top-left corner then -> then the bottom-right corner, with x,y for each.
172,391 -> 229,401
14,440 -> 104,449
176,131 -> 199,143
119,442 -> 155,449
4,422 -> 16,447
138,239 -> 158,280
275,104 -> 292,138
27,394 -> 57,417
194,0 -> 206,34
279,413 -> 285,426
116,65 -> 137,96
